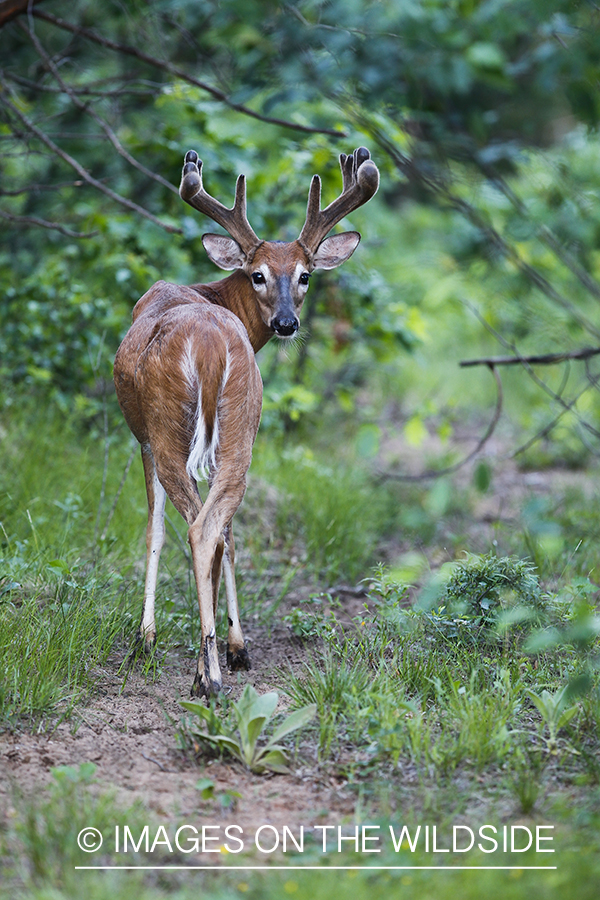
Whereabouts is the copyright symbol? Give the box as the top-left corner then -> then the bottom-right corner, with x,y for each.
77,827 -> 103,852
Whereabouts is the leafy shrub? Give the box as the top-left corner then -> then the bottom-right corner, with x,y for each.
421,553 -> 548,636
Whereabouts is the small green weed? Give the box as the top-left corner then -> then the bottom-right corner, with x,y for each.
427,552 -> 546,624
525,684 -> 580,754
283,592 -> 340,639
181,684 -> 316,773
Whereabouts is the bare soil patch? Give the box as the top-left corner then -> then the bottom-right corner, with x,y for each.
0,621 -> 356,845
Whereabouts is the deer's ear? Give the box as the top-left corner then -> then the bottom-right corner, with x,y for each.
202,233 -> 246,270
312,231 -> 361,270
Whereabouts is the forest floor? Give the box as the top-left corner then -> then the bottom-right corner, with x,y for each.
1,428 -> 597,867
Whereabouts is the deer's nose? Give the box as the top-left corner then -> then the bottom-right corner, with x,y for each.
271,315 -> 299,337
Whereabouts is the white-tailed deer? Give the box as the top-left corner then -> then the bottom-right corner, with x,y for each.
114,146 -> 379,697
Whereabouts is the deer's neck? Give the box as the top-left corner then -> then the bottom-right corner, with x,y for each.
192,271 -> 273,354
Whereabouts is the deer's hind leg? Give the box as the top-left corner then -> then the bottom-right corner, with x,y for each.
186,472 -> 250,698
136,444 -> 167,653
222,524 -> 251,671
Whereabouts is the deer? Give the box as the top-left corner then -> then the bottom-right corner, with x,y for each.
113,146 -> 379,698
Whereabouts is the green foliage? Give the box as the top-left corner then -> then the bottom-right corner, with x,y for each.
3,1 -> 600,446
282,592 -> 339,639
420,553 -> 547,632
264,445 -> 395,582
7,762 -> 144,885
180,684 -> 316,773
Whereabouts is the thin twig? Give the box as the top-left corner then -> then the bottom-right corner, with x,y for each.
0,207 -> 97,237
6,70 -> 159,97
141,753 -> 168,772
0,90 -> 182,233
463,298 -> 600,440
509,379 -> 595,459
0,0 -> 46,29
476,161 -> 600,306
20,17 -> 178,195
0,177 -> 85,195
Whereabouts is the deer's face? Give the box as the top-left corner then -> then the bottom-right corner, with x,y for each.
202,232 -> 361,339
244,241 -> 311,338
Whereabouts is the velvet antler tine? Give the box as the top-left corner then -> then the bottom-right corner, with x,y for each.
298,147 -> 380,252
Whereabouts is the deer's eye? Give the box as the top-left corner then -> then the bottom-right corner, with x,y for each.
252,271 -> 266,285
299,272 -> 310,286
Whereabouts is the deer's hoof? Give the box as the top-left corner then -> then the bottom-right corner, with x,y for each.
191,671 -> 222,700
135,629 -> 156,655
227,645 -> 251,672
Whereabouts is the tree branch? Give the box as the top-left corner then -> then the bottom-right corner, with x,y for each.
19,17 -> 178,195
0,0 -> 45,29
6,70 -> 159,98
460,347 -> 600,368
0,90 -> 182,233
377,365 -> 504,482
463,298 -> 600,440
33,9 -> 347,138
0,207 -> 98,238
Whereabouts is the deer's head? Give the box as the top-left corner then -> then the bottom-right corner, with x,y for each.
179,148 -> 379,338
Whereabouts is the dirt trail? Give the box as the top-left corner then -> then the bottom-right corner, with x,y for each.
0,621 -> 358,847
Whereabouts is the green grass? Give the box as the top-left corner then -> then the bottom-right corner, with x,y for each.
253,442 -> 397,583
0,576 -> 133,726
2,400 -> 600,899
278,558 -> 600,791
0,406 -> 162,726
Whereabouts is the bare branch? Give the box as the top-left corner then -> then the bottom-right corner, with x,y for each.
510,379 -> 596,459
476,162 -> 600,306
0,207 -> 98,238
377,366 -> 504,482
6,70 -> 159,98
19,17 -> 178,194
0,178 -> 85,195
33,9 -> 347,138
460,347 -> 600,368
0,0 -> 46,29
0,91 -> 182,233
463,298 -> 600,440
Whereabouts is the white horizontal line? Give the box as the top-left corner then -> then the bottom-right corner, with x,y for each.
75,865 -> 558,871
